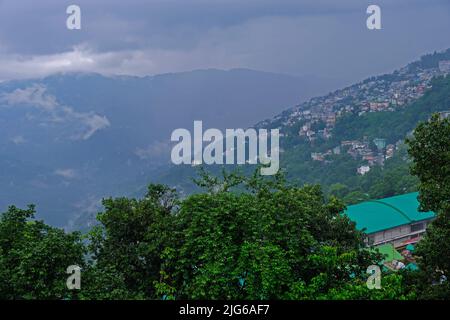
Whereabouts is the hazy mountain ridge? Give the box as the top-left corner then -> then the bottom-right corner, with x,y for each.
0,68 -> 335,227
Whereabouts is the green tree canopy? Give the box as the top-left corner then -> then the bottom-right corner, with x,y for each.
0,205 -> 85,299
406,114 -> 450,299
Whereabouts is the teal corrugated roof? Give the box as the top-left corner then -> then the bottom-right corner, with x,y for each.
344,192 -> 435,234
380,193 -> 435,222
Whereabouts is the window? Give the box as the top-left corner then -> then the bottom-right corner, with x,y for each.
411,222 -> 425,233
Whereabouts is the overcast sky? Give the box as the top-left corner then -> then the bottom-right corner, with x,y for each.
0,0 -> 449,84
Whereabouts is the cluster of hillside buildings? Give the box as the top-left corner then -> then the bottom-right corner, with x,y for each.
258,60 -> 450,175
310,137 -> 401,175
259,59 -> 450,136
290,63 -> 448,143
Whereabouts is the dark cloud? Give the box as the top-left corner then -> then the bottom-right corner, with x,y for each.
0,0 -> 449,84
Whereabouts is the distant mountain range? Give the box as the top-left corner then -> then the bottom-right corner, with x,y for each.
0,68 -> 337,227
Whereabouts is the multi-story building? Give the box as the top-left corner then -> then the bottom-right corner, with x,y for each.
439,60 -> 450,73
344,192 -> 435,248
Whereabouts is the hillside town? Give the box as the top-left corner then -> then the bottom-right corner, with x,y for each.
259,59 -> 450,175
310,137 -> 402,175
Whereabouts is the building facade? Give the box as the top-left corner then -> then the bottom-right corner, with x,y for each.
344,192 -> 435,248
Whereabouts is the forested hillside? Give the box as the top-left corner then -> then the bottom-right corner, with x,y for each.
281,75 -> 450,202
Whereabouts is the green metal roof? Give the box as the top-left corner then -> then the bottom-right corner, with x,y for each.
344,192 -> 435,234
374,243 -> 403,263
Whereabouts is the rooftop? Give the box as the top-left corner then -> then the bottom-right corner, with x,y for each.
344,192 -> 435,234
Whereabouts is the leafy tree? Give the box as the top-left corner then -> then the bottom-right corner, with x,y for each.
413,204 -> 450,299
328,183 -> 350,199
83,184 -> 178,299
407,114 -> 450,212
157,170 -> 379,299
407,114 -> 450,298
0,205 -> 85,299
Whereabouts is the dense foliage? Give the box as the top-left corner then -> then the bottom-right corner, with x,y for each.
406,114 -> 450,298
0,170 -> 419,300
0,205 -> 85,299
